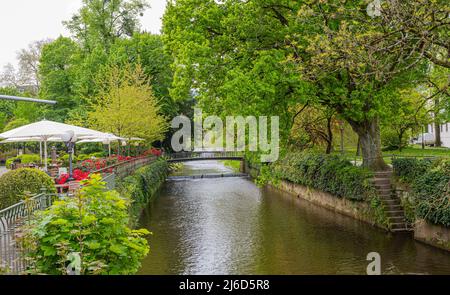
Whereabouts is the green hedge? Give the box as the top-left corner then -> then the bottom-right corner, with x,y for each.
117,159 -> 168,223
393,157 -> 450,226
272,152 -> 375,201
392,157 -> 433,182
5,154 -> 41,168
413,170 -> 450,226
0,168 -> 56,209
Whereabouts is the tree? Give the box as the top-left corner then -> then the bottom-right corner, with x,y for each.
88,63 -> 168,143
16,40 -> 50,92
0,40 -> 49,94
163,0 -> 437,169
381,88 -> 430,151
64,0 -> 149,53
38,37 -> 81,120
0,64 -> 20,88
108,33 -> 176,118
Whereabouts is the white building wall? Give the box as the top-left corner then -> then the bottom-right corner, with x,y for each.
427,122 -> 450,148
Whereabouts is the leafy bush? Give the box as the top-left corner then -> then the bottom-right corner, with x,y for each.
5,154 -> 41,168
381,128 -> 408,151
412,170 -> 450,226
118,159 -> 168,223
0,168 -> 56,209
271,152 -> 374,201
59,154 -> 78,167
392,157 -> 433,183
394,157 -> 450,226
19,174 -> 150,275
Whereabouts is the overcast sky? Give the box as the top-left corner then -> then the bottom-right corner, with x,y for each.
0,0 -> 167,69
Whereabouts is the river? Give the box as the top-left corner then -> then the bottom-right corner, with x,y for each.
138,160 -> 450,274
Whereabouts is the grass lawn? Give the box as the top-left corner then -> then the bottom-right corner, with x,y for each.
219,160 -> 241,172
332,145 -> 449,164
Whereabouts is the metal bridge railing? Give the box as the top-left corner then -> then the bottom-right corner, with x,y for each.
166,151 -> 244,160
0,192 -> 55,274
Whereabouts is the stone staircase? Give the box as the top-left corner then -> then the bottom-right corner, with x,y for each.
372,170 -> 410,233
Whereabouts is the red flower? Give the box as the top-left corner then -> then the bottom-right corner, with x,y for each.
56,173 -> 69,184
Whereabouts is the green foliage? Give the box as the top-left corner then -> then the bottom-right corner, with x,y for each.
0,168 -> 56,209
392,157 -> 433,183
271,152 -> 375,201
118,159 -> 168,224
381,127 -> 409,151
413,170 -> 450,226
369,196 -> 391,229
394,157 -> 450,226
3,118 -> 30,132
19,174 -> 150,274
5,154 -> 41,168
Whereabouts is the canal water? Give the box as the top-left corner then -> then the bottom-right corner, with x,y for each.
138,161 -> 450,274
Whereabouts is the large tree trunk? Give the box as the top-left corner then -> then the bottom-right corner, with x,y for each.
325,116 -> 333,154
434,123 -> 442,147
434,98 -> 442,147
348,117 -> 388,171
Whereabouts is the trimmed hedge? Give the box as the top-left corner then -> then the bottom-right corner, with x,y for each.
0,168 -> 56,209
5,154 -> 41,168
392,157 -> 433,183
272,152 -> 375,201
413,170 -> 450,226
117,159 -> 168,223
393,157 -> 450,226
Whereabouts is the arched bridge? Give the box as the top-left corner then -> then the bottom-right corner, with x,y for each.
166,151 -> 248,174
166,151 -> 244,162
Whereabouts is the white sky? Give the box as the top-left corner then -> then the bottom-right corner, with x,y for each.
0,0 -> 167,69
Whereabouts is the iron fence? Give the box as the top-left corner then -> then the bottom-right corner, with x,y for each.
0,156 -> 157,274
166,151 -> 244,160
0,192 -> 54,274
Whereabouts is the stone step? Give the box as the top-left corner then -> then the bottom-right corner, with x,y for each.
391,222 -> 407,229
386,210 -> 404,214
374,172 -> 392,177
383,199 -> 401,205
391,227 -> 411,233
374,183 -> 391,189
385,204 -> 403,210
378,188 -> 393,196
386,210 -> 405,217
388,216 -> 406,222
372,180 -> 391,186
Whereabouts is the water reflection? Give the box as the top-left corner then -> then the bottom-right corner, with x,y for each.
138,161 -> 450,274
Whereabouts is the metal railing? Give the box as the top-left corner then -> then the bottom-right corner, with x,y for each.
166,151 -> 244,160
0,192 -> 54,274
0,156 -> 158,274
92,156 -> 157,189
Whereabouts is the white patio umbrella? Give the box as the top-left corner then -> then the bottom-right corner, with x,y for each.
0,120 -> 108,170
76,133 -> 125,156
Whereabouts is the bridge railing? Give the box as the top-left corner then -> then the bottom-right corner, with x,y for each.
166,151 -> 244,160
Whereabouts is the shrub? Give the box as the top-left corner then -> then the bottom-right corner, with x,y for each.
413,170 -> 450,226
392,157 -> 433,183
271,152 -> 374,201
0,168 -> 56,209
118,159 -> 168,223
59,154 -> 78,167
381,128 -> 408,151
19,174 -> 150,275
393,157 -> 450,226
5,154 -> 41,168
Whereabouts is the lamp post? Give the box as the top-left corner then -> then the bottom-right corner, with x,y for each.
61,131 -> 77,180
337,120 -> 345,154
